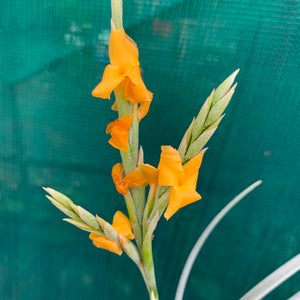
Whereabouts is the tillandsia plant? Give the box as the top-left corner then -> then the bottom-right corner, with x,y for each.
44,1 -> 239,299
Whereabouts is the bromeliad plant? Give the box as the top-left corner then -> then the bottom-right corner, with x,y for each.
44,1 -> 239,299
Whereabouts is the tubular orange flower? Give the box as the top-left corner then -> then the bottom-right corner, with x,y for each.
92,29 -> 153,120
112,163 -> 146,195
161,148 -> 205,220
106,114 -> 134,151
89,211 -> 134,255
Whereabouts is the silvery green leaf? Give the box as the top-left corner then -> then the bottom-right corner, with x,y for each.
47,195 -> 80,220
240,254 -> 300,300
175,180 -> 262,300
212,69 -> 239,105
43,187 -> 73,209
204,84 -> 236,129
77,206 -> 100,230
191,90 -> 214,142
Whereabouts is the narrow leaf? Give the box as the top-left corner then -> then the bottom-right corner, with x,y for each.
175,180 -> 262,300
240,254 -> 300,300
288,291 -> 300,300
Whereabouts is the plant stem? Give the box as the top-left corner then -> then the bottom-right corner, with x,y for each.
111,0 -> 123,29
142,214 -> 160,300
111,1 -> 158,299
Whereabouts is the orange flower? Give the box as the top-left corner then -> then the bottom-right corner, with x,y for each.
106,114 -> 134,151
89,211 -> 134,255
92,29 -> 153,120
112,163 -> 146,195
157,146 -> 205,220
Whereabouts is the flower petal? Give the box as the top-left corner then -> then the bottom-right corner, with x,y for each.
112,211 -> 134,239
137,100 -> 152,120
106,114 -> 134,151
111,164 -> 146,195
122,168 -> 147,188
125,66 -> 153,103
164,186 -> 201,220
112,163 -> 127,194
183,150 -> 205,188
158,146 -> 184,186
89,233 -> 122,255
139,163 -> 158,185
92,65 -> 124,99
109,29 -> 139,72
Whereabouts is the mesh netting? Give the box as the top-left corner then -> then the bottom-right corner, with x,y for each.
0,0 -> 299,299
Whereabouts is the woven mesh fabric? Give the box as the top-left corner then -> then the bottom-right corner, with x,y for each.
0,0 -> 299,299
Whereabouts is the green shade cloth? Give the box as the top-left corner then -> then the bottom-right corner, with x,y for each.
0,0 -> 299,299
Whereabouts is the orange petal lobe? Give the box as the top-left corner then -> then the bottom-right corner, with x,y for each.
139,163 -> 158,185
112,211 -> 134,239
183,151 -> 205,188
92,65 -> 124,99
89,233 -> 122,255
111,164 -> 146,195
106,114 -> 134,151
158,146 -> 184,186
109,29 -> 139,72
112,163 -> 127,194
122,168 -> 147,188
164,186 -> 201,220
125,67 -> 153,103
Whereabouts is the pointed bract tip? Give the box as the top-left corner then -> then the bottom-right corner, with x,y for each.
45,195 -> 53,201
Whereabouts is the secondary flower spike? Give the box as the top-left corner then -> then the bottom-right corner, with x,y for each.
92,29 -> 153,119
106,114 -> 134,151
89,211 -> 134,255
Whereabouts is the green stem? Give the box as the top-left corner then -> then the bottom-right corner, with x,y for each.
142,214 -> 160,300
124,192 -> 142,246
143,184 -> 157,236
111,0 -> 123,29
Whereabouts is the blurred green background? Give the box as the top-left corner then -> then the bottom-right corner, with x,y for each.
0,0 -> 299,299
